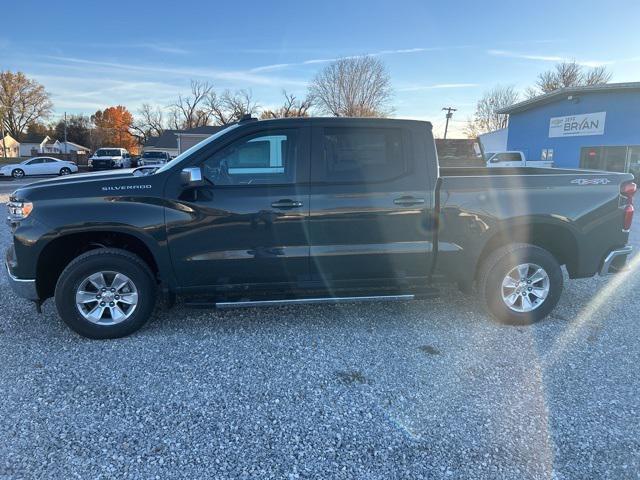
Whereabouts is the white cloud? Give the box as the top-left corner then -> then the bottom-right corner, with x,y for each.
398,83 -> 479,92
46,55 -> 308,88
487,49 -> 614,67
250,46 -> 470,73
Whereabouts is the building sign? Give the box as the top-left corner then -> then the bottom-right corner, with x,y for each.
549,112 -> 606,138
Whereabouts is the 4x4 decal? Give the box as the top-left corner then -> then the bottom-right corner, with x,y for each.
570,178 -> 611,186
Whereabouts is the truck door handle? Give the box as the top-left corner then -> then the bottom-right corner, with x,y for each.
271,199 -> 303,209
393,196 -> 425,206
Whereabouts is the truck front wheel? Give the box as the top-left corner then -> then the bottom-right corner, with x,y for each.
478,243 -> 563,325
54,248 -> 157,339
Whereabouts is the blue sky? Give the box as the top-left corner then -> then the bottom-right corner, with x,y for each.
2,0 -> 639,137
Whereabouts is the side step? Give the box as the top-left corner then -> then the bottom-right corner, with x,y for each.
214,294 -> 415,309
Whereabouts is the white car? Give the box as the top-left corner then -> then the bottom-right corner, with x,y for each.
0,157 -> 79,178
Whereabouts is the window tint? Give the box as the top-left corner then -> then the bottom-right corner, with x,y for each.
27,158 -> 44,165
202,131 -> 298,185
321,128 -> 405,182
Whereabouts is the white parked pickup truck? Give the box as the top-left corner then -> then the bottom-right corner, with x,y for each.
486,151 -> 554,168
89,148 -> 132,170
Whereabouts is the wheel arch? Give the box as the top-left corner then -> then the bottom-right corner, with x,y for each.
36,230 -> 162,299
474,219 -> 580,280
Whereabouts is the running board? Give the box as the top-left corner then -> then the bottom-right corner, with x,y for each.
214,294 -> 415,309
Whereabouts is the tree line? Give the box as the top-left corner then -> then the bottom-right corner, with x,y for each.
1,57 -> 613,153
0,56 -> 392,152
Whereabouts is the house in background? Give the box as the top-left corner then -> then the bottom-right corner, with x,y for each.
142,130 -> 179,158
143,126 -> 228,156
19,134 -> 62,156
176,126 -> 226,154
58,141 -> 91,155
1,133 -> 21,158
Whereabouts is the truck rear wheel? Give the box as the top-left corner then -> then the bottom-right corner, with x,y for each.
478,243 -> 563,325
54,248 -> 157,339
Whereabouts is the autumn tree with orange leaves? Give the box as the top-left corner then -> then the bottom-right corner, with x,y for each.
91,105 -> 138,153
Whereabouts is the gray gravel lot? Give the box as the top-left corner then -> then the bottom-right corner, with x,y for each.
0,192 -> 639,479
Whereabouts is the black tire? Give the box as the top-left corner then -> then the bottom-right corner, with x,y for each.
11,168 -> 24,178
478,243 -> 563,326
54,248 -> 157,339
59,167 -> 72,175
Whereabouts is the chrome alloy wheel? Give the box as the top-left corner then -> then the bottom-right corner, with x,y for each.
75,271 -> 139,325
501,263 -> 550,313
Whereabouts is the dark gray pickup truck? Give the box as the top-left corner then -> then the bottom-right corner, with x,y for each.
5,117 -> 636,338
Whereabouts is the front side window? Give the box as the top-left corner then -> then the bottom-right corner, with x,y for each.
320,127 -> 405,183
202,130 -> 298,185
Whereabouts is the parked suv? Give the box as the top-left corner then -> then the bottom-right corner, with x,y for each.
89,148 -> 132,170
5,117 -> 635,339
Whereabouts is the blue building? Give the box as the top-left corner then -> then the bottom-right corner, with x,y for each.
498,82 -> 640,174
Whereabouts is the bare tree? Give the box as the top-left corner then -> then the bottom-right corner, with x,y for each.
168,80 -> 214,129
168,82 -> 259,129
309,57 -> 393,117
260,90 -> 313,119
207,89 -> 259,125
528,61 -> 612,97
0,71 -> 53,139
465,85 -> 519,137
132,103 -> 166,144
583,65 -> 612,86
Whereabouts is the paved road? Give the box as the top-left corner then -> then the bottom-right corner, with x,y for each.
0,178 -> 34,195
0,170 -> 97,195
0,193 -> 638,479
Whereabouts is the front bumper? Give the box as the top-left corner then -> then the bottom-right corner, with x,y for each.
5,260 -> 39,301
599,246 -> 633,275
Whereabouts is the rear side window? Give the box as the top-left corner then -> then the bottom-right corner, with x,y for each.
202,130 -> 299,185
492,152 -> 521,162
320,127 -> 406,183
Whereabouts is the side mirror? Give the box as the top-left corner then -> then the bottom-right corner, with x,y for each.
181,166 -> 204,186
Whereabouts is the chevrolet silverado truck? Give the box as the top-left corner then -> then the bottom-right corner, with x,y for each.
5,117 -> 636,339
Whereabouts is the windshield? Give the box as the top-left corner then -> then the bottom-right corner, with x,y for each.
142,151 -> 166,158
155,124 -> 239,174
95,149 -> 121,157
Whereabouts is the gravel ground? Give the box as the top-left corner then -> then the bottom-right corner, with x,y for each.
0,192 -> 639,479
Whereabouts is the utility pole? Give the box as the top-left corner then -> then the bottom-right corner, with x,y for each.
0,109 -> 7,159
442,106 -> 457,139
64,112 -> 68,155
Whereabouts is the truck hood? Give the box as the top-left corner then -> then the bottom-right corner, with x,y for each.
10,169 -> 157,201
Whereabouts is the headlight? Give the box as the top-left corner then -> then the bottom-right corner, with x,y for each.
7,200 -> 33,221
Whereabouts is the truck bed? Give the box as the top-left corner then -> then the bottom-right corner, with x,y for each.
439,166 -> 631,190
440,166 -> 601,177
